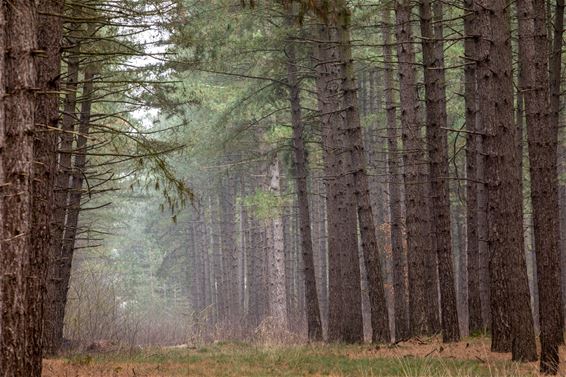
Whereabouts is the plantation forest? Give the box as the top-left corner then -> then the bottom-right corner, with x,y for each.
0,0 -> 566,376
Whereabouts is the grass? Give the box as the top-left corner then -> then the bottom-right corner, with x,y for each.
42,338 -> 562,377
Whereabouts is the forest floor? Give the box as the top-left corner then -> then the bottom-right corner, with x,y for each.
42,336 -> 566,377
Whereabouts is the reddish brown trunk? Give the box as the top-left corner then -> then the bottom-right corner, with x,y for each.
1,0 -> 38,375
336,1 -> 390,343
395,0 -> 430,336
314,16 -> 363,343
517,0 -> 564,372
28,0 -> 63,367
463,0 -> 483,335
475,0 -> 537,362
419,0 -> 460,343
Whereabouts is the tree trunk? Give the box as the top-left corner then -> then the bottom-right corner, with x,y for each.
383,6 -> 409,342
211,195 -> 226,324
474,0 -> 537,361
549,0 -> 566,336
336,1 -> 390,343
517,0 -> 564,371
220,171 -> 239,325
286,16 -> 323,341
395,0 -> 430,337
0,4 -> 5,365
463,0 -> 482,335
314,19 -> 363,343
266,156 -> 288,330
28,0 -> 63,366
418,0 -> 460,343
57,65 -> 95,352
43,16 -> 81,354
1,0 -> 38,375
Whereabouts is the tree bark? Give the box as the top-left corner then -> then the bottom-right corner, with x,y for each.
314,18 -> 363,343
0,4 -> 5,364
463,0 -> 482,335
549,0 -> 566,336
43,15 -> 81,354
56,64 -> 95,353
27,0 -> 63,367
383,6 -> 409,342
220,171 -> 239,324
286,15 -> 323,341
266,156 -> 288,330
418,0 -> 460,343
1,0 -> 38,375
395,0 -> 430,337
517,0 -> 564,371
474,0 -> 537,361
335,1 -> 390,343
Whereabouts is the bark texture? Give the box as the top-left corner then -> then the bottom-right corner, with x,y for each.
474,0 -> 537,362
517,0 -> 564,372
418,0 -> 460,343
463,0 -> 482,335
1,0 -> 38,375
286,16 -> 323,341
383,6 -> 409,342
27,0 -> 63,369
267,156 -> 288,329
395,0 -> 430,336
336,1 -> 390,343
43,17 -> 81,354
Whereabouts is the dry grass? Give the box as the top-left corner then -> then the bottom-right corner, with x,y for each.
41,337 -> 566,377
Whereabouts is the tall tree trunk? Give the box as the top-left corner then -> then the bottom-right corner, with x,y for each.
383,6 -> 409,342
29,0 -> 63,366
285,15 -> 323,341
395,0 -> 430,337
0,4 -> 5,364
314,19 -> 363,343
211,195 -> 226,324
220,171 -> 239,325
1,0 -> 38,375
549,0 -> 566,336
266,156 -> 288,330
418,0 -> 460,343
517,0 -> 564,372
463,0 -> 482,335
43,17 -> 81,354
474,0 -> 537,361
336,0 -> 390,343
315,175 -> 329,335
56,65 -> 95,351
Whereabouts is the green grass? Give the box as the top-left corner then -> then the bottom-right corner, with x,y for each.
185,344 -> 511,377
53,341 -> 538,377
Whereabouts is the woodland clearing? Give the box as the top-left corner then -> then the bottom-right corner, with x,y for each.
41,337 -> 566,377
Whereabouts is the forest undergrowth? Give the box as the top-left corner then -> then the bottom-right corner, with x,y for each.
41,336 -> 566,377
